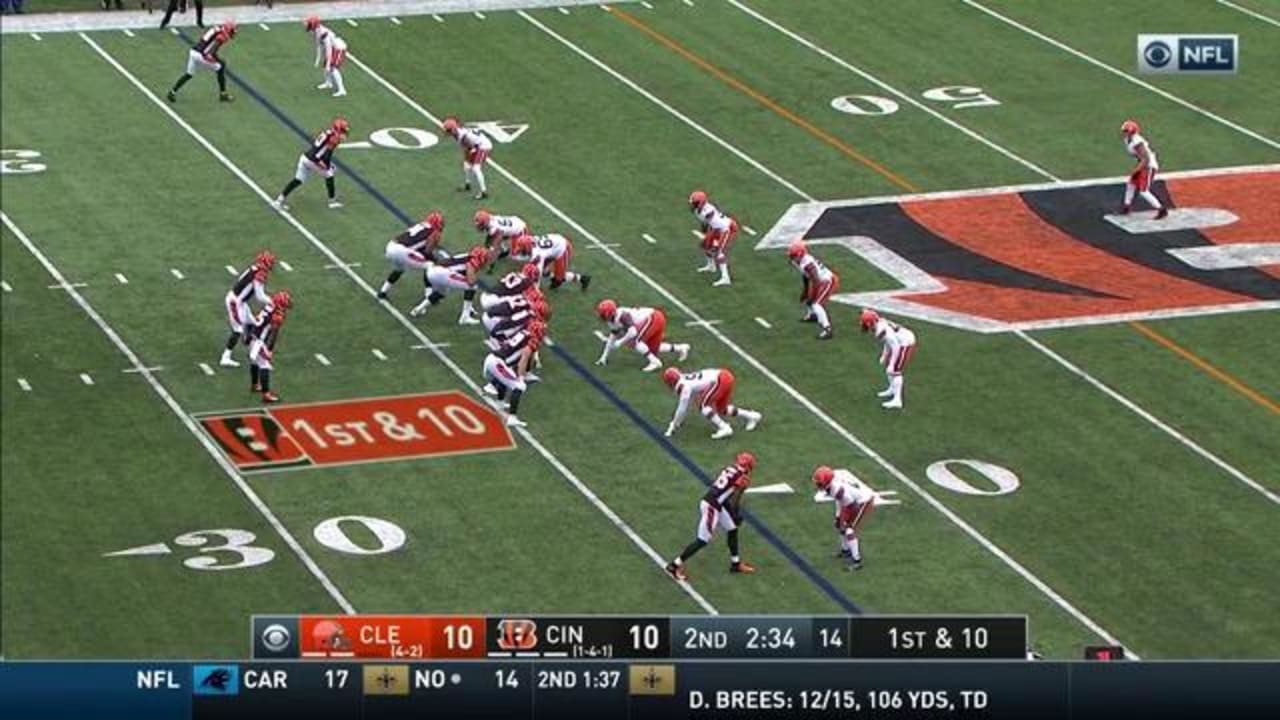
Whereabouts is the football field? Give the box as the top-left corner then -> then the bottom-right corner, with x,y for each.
2,0 -> 1278,660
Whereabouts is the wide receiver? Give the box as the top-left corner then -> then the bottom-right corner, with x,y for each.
663,367 -> 763,440
167,19 -> 237,103
442,117 -> 493,200
787,239 -> 839,340
860,309 -> 917,409
510,233 -> 591,291
248,291 -> 293,404
409,247 -> 489,324
482,318 -> 548,428
665,451 -> 758,581
688,190 -> 739,287
220,250 -> 276,368
273,117 -> 349,210
595,299 -> 690,372
1120,119 -> 1167,219
304,15 -> 349,98
813,466 -> 875,571
378,211 -> 445,301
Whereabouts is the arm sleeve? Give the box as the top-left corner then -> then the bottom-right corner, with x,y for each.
610,326 -> 639,351
670,390 -> 692,429
253,280 -> 271,305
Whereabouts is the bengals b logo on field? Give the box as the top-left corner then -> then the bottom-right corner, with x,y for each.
197,411 -> 311,472
758,167 -> 1280,332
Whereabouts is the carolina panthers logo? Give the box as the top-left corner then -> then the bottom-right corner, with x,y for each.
757,166 -> 1280,332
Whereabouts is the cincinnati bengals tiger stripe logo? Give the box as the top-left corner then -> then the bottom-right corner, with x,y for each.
198,411 -> 312,472
757,166 -> 1280,332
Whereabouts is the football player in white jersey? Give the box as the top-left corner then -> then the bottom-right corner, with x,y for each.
442,117 -> 493,200
688,190 -> 740,287
595,299 -> 690,372
1120,120 -> 1167,219
813,466 -> 875,571
409,246 -> 489,324
860,309 -> 917,409
662,367 -> 763,440
664,452 -> 758,581
510,233 -> 591,291
304,16 -> 348,97
787,240 -> 840,340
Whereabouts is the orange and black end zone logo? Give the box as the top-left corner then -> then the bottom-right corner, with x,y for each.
194,391 -> 515,473
758,165 -> 1280,332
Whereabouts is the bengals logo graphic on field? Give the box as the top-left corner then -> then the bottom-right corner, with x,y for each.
198,411 -> 312,471
757,166 -> 1280,332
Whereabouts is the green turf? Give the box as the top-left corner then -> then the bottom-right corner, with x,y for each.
3,1 -> 1278,661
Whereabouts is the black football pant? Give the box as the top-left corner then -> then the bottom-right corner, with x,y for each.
160,0 -> 203,29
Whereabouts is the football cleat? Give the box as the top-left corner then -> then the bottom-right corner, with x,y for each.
664,563 -> 688,582
711,425 -> 734,440
458,313 -> 481,326
262,391 -> 280,404
375,291 -> 389,301
845,557 -> 864,572
482,383 -> 498,397
524,372 -> 541,384
712,277 -> 731,287
316,82 -> 332,90
475,191 -> 488,201
881,398 -> 903,410
166,90 -> 177,103
818,328 -> 833,340
642,356 -> 663,373
744,413 -> 762,432
271,198 -> 289,211
834,548 -> 852,559
696,261 -> 715,274
409,301 -> 430,317
675,344 -> 690,362
505,415 -> 527,428
877,387 -> 894,398
251,383 -> 262,393
730,561 -> 756,574
332,89 -> 347,98
1155,207 -> 1169,220
579,275 -> 591,292
220,354 -> 240,368
219,92 -> 235,103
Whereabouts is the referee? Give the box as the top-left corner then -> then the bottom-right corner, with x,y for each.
159,1 -> 203,29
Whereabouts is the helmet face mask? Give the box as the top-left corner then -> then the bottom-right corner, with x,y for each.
596,299 -> 618,321
663,367 -> 681,388
688,190 -> 707,209
787,239 -> 807,260
859,308 -> 880,332
736,452 -> 756,473
473,210 -> 490,229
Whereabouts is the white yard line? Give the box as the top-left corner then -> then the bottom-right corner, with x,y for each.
114,273 -> 129,285
1,280 -> 11,292
124,366 -> 165,374
371,348 -> 389,361
260,23 -> 271,31
29,33 -> 41,41
559,6 -> 571,14
279,260 -> 295,272
726,0 -> 1060,182
169,268 -> 185,280
346,18 -> 360,27
414,22 -> 1140,651
17,378 -> 32,392
432,14 -> 445,22
1215,0 -> 1280,27
640,1 -> 653,8
743,225 -> 757,235
754,316 -> 771,329
5,207 -> 356,616
48,282 -> 88,290
225,265 -> 238,275
962,0 -> 1280,151
198,362 -> 216,376
474,11 -> 486,19
641,233 -> 658,244
87,34 -> 715,616
80,373 -> 95,385
315,353 -> 332,366
390,16 -> 403,25
122,29 -> 135,37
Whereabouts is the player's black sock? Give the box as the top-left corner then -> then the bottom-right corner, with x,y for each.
507,389 -> 523,414
385,270 -> 403,286
727,530 -> 741,559
463,289 -> 476,302
171,73 -> 192,94
678,539 -> 707,563
216,66 -> 227,93
494,384 -> 508,400
249,364 -> 260,386
428,291 -> 444,305
279,179 -> 301,199
259,369 -> 271,392
325,177 -> 336,200
224,331 -> 239,351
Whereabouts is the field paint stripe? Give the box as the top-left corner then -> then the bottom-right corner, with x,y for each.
519,11 -> 817,201
588,242 -> 623,249
641,1 -> 654,7
1,280 -> 11,292
7,210 -> 355,614
260,23 -> 271,31
682,0 -> 695,6
474,11 -> 486,19
169,268 -> 185,279
962,0 -> 1280,151
114,273 -> 129,285
48,282 -> 88,290
1129,322 -> 1280,417
515,14 -> 1139,651
315,353 -> 332,366
641,233 -> 658,244
346,18 -> 360,27
122,29 -> 134,38
17,378 -> 31,392
1215,0 -> 1280,27
170,27 -> 179,36
76,35 -> 362,616
726,0 -> 1061,182
30,33 -> 41,41
80,373 -> 95,386
198,362 -> 215,376
560,6 -> 571,13
371,348 -> 388,361
743,225 -> 757,235
279,260 -> 294,272
124,366 -> 164,374
409,342 -> 453,350
390,17 -> 403,25
225,264 -> 238,275
754,316 -> 771,329
612,6 -> 919,191
92,38 -> 714,618
432,14 -> 444,22
1019,330 -> 1278,507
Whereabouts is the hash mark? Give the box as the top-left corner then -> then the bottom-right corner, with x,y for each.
640,0 -> 654,7
682,0 -> 695,6
279,260 -> 294,272
259,23 -> 271,31
744,225 -> 758,235
325,261 -> 362,269
115,273 -> 129,285
474,11 -> 486,20
642,233 -> 658,244
390,17 -> 402,25
1,280 -> 11,292
755,317 -> 772,329
432,14 -> 444,22
17,378 -> 31,392
601,4 -> 613,11
588,243 -> 623,249
346,19 -> 359,27
198,362 -> 215,376
48,282 -> 88,290
410,342 -> 452,350
30,33 -> 41,41
80,373 -> 94,386
225,265 -> 238,276
123,366 -> 164,374
371,348 -> 388,361
690,230 -> 703,239
315,353 -> 332,366
122,29 -> 135,37
685,319 -> 722,328
559,6 -> 570,14
169,268 -> 185,280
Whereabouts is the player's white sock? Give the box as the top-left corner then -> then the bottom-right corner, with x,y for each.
710,415 -> 732,436
1139,191 -> 1162,209
379,280 -> 392,295
474,166 -> 487,195
717,262 -> 730,283
331,69 -> 346,96
737,409 -> 762,431
848,537 -> 861,562
461,163 -> 472,188
1123,184 -> 1135,207
890,375 -> 904,402
812,304 -> 830,330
